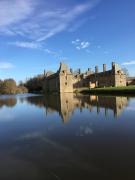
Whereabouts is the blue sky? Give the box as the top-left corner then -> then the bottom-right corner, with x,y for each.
0,0 -> 135,82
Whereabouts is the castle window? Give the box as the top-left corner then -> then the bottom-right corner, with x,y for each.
65,82 -> 67,86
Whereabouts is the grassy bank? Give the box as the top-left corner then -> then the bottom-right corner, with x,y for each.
80,86 -> 135,95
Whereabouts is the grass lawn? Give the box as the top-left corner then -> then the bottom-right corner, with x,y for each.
80,86 -> 135,95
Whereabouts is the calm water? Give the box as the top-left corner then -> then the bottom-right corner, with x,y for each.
0,93 -> 135,180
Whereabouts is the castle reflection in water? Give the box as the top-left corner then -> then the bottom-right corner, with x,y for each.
25,94 -> 129,123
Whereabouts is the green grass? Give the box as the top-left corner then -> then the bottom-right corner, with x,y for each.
81,86 -> 135,95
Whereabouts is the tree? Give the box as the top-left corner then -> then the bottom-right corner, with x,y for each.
0,79 -> 17,94
24,74 -> 45,92
16,86 -> 28,94
0,78 -> 28,95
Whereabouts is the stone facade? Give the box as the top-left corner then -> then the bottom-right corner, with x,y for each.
43,62 -> 127,93
73,62 -> 126,89
43,62 -> 73,93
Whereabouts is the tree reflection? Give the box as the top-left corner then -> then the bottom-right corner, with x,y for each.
0,98 -> 17,108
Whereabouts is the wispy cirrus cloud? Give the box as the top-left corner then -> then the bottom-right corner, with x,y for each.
0,0 -> 34,27
9,40 -> 61,58
72,39 -> 90,50
0,0 -> 100,42
0,62 -> 14,69
9,41 -> 42,49
122,61 -> 135,66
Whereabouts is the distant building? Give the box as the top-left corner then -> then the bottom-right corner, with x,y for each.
43,62 -> 127,93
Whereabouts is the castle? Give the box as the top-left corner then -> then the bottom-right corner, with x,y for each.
43,62 -> 127,93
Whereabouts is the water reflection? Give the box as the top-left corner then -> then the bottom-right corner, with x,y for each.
0,97 -> 17,108
0,94 -> 135,180
25,94 -> 128,123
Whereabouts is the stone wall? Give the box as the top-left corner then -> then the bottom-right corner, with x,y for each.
59,72 -> 73,93
43,63 -> 73,93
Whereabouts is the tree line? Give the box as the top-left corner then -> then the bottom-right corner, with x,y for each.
0,79 -> 28,94
23,74 -> 45,93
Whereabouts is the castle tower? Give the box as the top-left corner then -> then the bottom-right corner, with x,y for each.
103,64 -> 106,72
95,65 -> 98,73
59,62 -> 73,93
111,62 -> 126,87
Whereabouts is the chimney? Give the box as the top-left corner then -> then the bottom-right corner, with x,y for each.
95,66 -> 98,73
44,70 -> 46,76
112,62 -> 115,70
78,68 -> 81,74
103,64 -> 106,72
88,68 -> 91,71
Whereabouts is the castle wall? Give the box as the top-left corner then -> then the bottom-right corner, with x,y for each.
73,75 -> 89,89
88,71 -> 115,88
114,74 -> 127,87
88,63 -> 126,88
44,63 -> 73,93
43,62 -> 127,92
97,71 -> 115,87
59,73 -> 73,93
112,63 -> 127,87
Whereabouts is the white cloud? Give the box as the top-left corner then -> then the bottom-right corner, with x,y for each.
72,39 -> 80,45
9,41 -> 42,49
0,1 -> 100,41
80,41 -> 90,49
72,39 -> 90,50
36,3 -> 93,42
0,62 -> 14,69
44,48 -> 59,58
68,18 -> 88,32
122,61 -> 135,66
0,0 -> 34,27
9,40 -> 62,58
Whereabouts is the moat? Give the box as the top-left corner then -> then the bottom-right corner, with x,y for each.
0,93 -> 135,180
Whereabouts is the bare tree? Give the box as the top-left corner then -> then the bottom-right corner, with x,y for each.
122,68 -> 129,77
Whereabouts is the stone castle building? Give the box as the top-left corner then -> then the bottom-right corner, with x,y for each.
43,63 -> 73,93
43,62 -> 127,93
